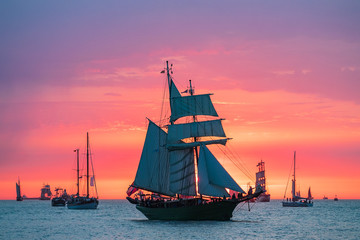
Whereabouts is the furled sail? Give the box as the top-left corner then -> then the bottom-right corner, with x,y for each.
198,145 -> 245,197
133,120 -> 174,196
167,119 -> 226,144
167,138 -> 228,151
170,94 -> 218,122
169,149 -> 197,196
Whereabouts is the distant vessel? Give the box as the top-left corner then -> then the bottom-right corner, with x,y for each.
51,187 -> 68,206
334,195 -> 339,201
323,196 -> 328,200
16,177 -> 23,201
254,160 -> 270,202
282,151 -> 313,207
40,184 -> 52,200
67,132 -> 99,209
126,61 -> 263,220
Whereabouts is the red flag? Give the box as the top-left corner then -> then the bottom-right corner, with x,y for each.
126,182 -> 138,196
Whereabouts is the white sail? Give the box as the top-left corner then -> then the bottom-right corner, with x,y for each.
169,149 -> 197,196
167,138 -> 228,151
133,120 -> 174,196
167,119 -> 226,144
198,145 -> 245,197
170,94 -> 218,122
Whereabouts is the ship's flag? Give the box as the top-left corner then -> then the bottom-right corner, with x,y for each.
126,182 -> 138,196
90,176 -> 95,186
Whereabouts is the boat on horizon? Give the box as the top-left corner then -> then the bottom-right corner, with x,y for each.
67,133 -> 99,209
40,184 -> 52,200
323,195 -> 328,200
282,151 -> 313,207
16,177 -> 23,201
51,187 -> 69,206
126,61 -> 263,220
334,195 -> 339,201
254,160 -> 270,202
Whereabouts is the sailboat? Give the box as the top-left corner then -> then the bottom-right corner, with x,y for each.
282,151 -> 313,207
16,177 -> 23,201
67,132 -> 99,209
254,160 -> 270,202
126,61 -> 263,220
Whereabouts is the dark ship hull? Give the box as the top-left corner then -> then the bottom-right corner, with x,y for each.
67,197 -> 98,209
51,198 -> 66,206
282,201 -> 313,207
136,200 -> 239,221
130,190 -> 263,221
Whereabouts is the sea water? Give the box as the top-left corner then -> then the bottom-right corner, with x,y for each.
0,199 -> 359,239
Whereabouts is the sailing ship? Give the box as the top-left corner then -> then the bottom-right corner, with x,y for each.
282,151 -> 313,207
40,184 -> 52,200
16,177 -> 23,201
51,187 -> 68,206
323,196 -> 328,200
126,61 -> 263,220
67,132 -> 99,209
254,160 -> 270,202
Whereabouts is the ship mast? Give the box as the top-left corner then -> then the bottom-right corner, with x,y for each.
74,148 -> 80,196
189,79 -> 200,196
292,151 -> 296,199
87,132 -> 89,198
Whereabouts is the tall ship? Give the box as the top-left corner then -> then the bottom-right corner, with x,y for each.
40,184 -> 52,200
67,132 -> 99,209
126,61 -> 263,220
16,177 -> 23,201
282,151 -> 313,207
254,160 -> 270,202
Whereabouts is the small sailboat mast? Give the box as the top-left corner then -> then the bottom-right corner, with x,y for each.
67,132 -> 98,209
74,148 -> 80,196
292,151 -> 296,200
87,132 -> 90,198
282,151 -> 313,207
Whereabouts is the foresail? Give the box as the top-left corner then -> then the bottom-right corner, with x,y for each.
197,146 -> 229,197
169,149 -> 197,196
133,120 -> 174,196
198,145 -> 245,197
167,119 -> 226,144
170,94 -> 218,122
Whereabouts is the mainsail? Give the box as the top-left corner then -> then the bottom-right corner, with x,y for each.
133,120 -> 173,196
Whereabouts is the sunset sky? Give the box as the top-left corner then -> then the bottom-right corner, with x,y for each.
1,1 -> 359,200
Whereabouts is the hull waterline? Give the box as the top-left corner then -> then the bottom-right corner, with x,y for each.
67,201 -> 98,209
282,201 -> 313,207
136,200 -> 238,221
